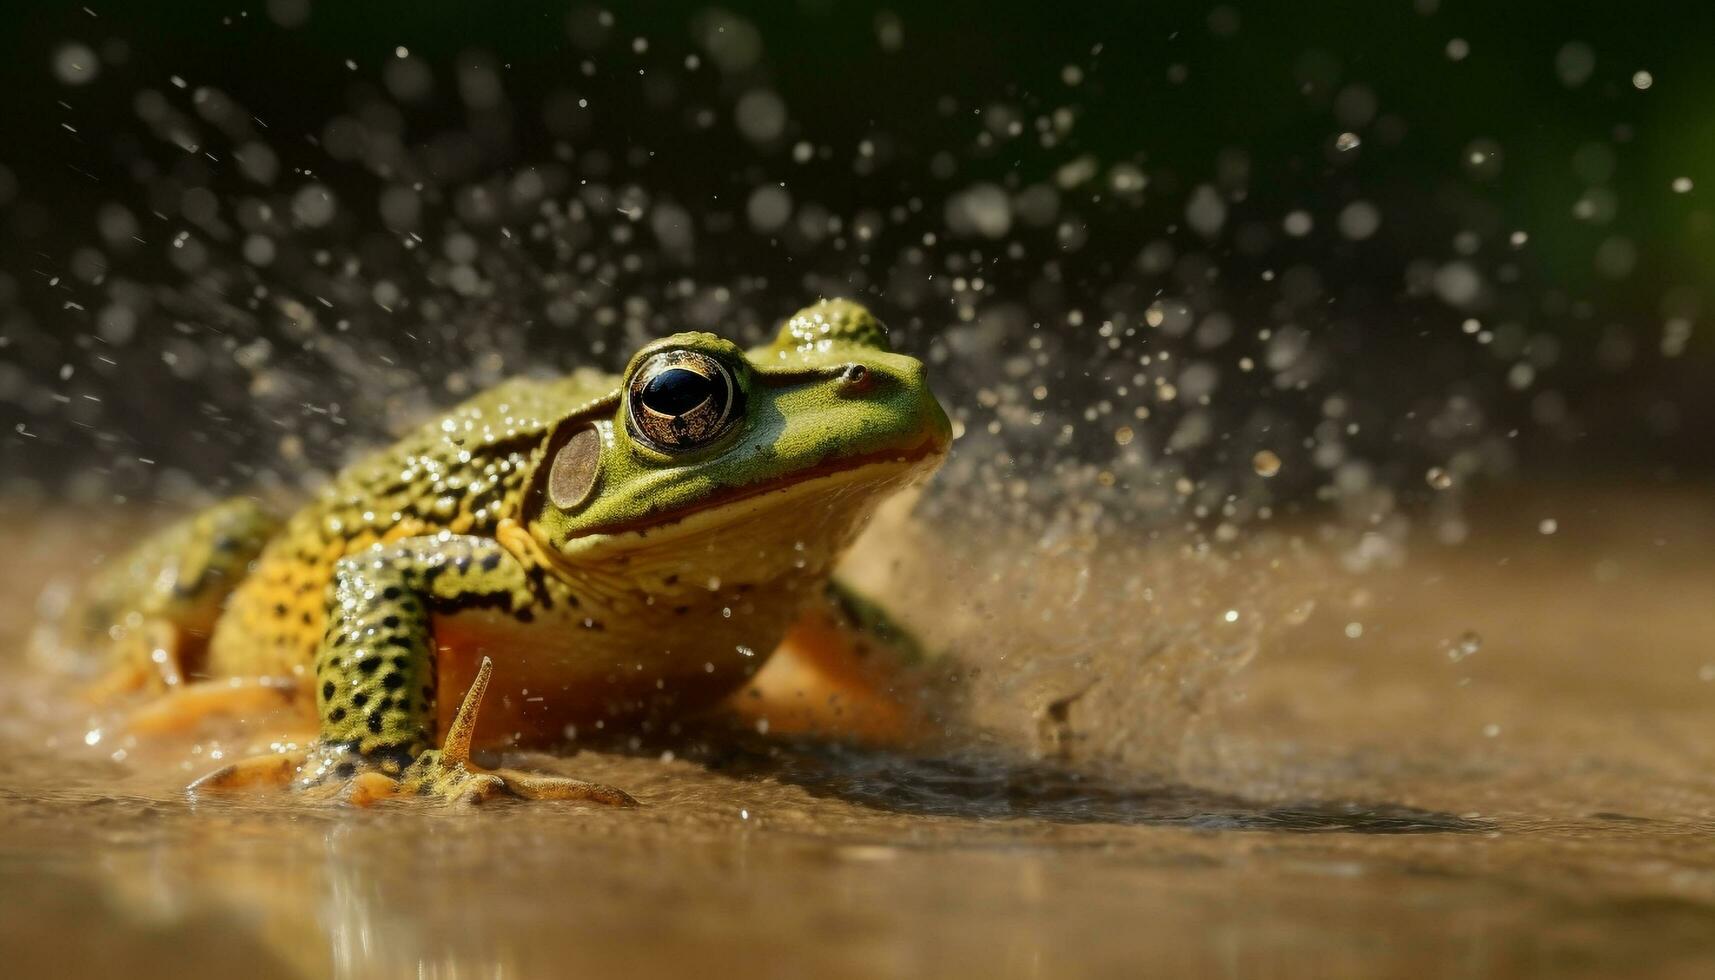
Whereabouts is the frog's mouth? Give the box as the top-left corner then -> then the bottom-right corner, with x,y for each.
560,434 -> 947,552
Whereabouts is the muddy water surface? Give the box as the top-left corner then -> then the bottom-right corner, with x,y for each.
3,487 -> 1715,979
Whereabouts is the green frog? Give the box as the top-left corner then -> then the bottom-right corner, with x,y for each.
69,299 -> 951,805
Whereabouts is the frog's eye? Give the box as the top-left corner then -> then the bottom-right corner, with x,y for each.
626,349 -> 741,452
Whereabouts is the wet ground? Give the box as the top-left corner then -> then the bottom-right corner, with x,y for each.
3,485 -> 1714,979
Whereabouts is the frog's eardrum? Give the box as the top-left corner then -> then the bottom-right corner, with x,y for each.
548,426 -> 601,510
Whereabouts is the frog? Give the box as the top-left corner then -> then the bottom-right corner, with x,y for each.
67,299 -> 952,805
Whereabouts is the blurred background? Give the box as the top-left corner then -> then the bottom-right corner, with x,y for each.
1,0 -> 1711,535
8,6 -> 1715,977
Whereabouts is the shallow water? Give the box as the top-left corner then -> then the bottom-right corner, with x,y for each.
4,486 -> 1715,979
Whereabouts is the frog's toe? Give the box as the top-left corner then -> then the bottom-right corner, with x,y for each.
342,770 -> 404,806
448,772 -> 510,805
391,750 -> 632,806
186,748 -> 309,796
489,768 -> 637,805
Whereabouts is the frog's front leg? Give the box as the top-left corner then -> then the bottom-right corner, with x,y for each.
729,579 -> 942,747
193,534 -> 634,807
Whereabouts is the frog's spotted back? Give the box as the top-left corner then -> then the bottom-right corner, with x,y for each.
205,374 -> 610,678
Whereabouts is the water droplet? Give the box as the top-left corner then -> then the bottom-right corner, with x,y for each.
1673,177 -> 1693,193
1555,42 -> 1595,88
1538,518 -> 1558,535
1252,450 -> 1282,477
1337,201 -> 1380,240
1426,467 -> 1454,490
1632,70 -> 1653,90
1462,139 -> 1504,180
1447,630 -> 1482,662
1334,132 -> 1361,152
52,42 -> 100,86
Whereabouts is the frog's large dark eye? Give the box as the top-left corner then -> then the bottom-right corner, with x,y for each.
626,349 -> 741,452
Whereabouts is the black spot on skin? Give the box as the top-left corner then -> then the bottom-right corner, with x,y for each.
382,672 -> 404,691
322,681 -> 335,700
454,556 -> 471,572
384,636 -> 413,650
392,656 -> 410,671
272,603 -> 288,616
301,612 -> 314,626
664,574 -> 678,585
383,586 -> 402,600
330,707 -> 347,723
420,685 -> 434,701
335,762 -> 356,779
353,693 -> 370,708
674,606 -> 689,615
367,711 -> 383,734
383,615 -> 401,629
481,552 -> 501,571
358,657 -> 382,674
515,608 -> 534,624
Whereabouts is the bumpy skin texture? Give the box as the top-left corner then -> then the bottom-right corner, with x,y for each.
313,534 -> 529,759
81,300 -> 951,802
207,371 -> 609,680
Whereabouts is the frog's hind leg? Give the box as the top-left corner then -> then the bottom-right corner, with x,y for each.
124,676 -> 309,735
728,579 -> 942,747
78,497 -> 281,701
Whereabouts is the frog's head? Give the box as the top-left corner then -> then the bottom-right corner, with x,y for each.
526,300 -> 951,590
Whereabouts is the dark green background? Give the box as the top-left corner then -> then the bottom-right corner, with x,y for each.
2,1 -> 1713,489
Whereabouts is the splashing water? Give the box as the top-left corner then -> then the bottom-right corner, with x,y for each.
0,3 -> 1705,774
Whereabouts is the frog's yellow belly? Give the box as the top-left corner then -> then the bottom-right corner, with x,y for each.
429,601 -> 790,747
204,521 -> 430,680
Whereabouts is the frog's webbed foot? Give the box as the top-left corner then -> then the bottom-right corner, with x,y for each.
396,657 -> 635,806
190,657 -> 636,807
